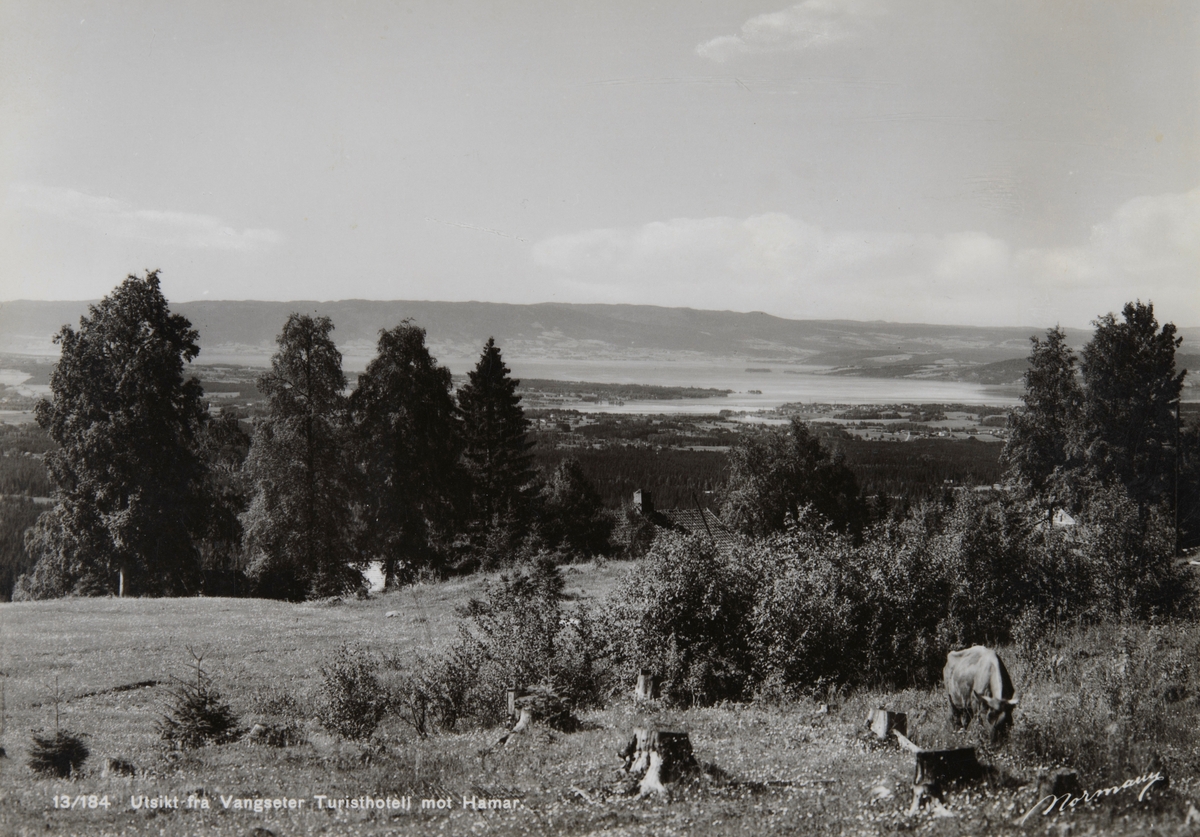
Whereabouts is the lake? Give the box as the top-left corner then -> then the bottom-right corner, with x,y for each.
497,359 -> 1021,413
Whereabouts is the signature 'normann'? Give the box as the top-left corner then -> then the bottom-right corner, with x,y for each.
1015,772 -> 1166,825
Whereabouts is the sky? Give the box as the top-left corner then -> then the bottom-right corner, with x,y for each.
1,0 -> 1197,328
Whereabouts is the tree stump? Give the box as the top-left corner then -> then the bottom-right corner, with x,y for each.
634,670 -> 660,701
506,686 -> 529,722
908,747 -> 982,814
1036,768 -> 1081,799
865,708 -> 907,741
620,726 -> 696,796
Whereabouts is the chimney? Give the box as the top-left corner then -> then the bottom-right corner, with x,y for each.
633,489 -> 653,515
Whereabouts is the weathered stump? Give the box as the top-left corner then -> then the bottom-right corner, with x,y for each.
908,747 -> 982,814
506,686 -> 529,722
620,726 -> 697,796
1036,768 -> 1081,799
634,670 -> 660,701
865,708 -> 907,741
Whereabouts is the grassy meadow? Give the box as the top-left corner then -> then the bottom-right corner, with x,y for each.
2,560 -> 1199,836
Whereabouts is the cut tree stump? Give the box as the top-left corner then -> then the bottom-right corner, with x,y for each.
1036,769 -> 1081,799
634,670 -> 660,701
619,726 -> 697,796
506,686 -> 529,722
893,730 -> 983,814
865,708 -> 907,741
909,747 -> 982,814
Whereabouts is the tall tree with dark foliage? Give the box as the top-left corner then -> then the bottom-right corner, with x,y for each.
1001,326 -> 1084,513
1080,301 -> 1186,510
18,272 -> 208,598
350,322 -> 462,586
241,314 -> 360,599
538,457 -> 613,558
457,338 -> 536,554
722,418 -> 864,537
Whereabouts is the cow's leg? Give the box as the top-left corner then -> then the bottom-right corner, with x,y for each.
946,697 -> 962,732
947,697 -> 970,732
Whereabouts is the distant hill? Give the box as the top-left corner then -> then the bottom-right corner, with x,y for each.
2,298 -> 1196,383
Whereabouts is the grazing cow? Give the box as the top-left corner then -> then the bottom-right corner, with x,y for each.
943,645 -> 1017,743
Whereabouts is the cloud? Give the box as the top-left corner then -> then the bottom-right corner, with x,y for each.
696,0 -> 883,62
531,188 -> 1200,326
6,184 -> 284,251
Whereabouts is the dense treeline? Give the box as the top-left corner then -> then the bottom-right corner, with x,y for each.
0,454 -> 53,497
0,497 -> 42,601
532,445 -> 728,510
12,274 -> 613,601
837,437 -> 1003,502
531,433 -> 1003,512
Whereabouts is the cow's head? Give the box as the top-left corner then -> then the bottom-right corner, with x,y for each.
976,692 -> 1018,743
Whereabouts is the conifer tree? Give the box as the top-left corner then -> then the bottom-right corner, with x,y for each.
350,322 -> 462,586
241,314 -> 360,599
456,338 -> 535,549
19,271 -> 208,598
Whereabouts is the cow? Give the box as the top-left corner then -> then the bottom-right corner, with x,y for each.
943,645 -> 1017,744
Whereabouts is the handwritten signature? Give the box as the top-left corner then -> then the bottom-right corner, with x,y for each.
1016,772 -> 1166,825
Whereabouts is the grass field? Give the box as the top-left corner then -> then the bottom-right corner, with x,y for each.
1,561 -> 1197,836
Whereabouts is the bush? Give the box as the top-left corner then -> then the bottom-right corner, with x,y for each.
158,653 -> 243,749
607,532 -> 757,705
28,729 -> 89,777
1076,485 -> 1195,619
417,553 -> 610,729
316,645 -> 390,740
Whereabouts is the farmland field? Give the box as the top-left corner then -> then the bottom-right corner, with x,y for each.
2,562 -> 1197,836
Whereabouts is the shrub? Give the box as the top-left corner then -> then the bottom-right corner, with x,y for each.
417,553 -> 610,729
28,730 -> 88,777
158,653 -> 243,749
607,532 -> 757,705
1076,485 -> 1195,619
316,645 -> 389,740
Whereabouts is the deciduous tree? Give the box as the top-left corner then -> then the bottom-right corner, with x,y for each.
241,314 -> 360,599
538,457 -> 613,558
721,418 -> 864,537
19,271 -> 208,598
1080,301 -> 1185,509
1001,326 -> 1083,512
350,322 -> 462,586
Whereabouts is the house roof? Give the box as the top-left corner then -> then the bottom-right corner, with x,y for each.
647,507 -> 742,553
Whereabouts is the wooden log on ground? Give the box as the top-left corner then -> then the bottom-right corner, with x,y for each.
865,708 -> 907,741
634,670 -> 660,701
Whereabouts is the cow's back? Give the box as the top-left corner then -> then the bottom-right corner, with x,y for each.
944,645 -> 1012,706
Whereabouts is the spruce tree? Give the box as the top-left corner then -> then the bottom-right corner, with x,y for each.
19,271 -> 208,598
350,322 -> 462,586
241,314 -> 360,599
457,338 -> 535,551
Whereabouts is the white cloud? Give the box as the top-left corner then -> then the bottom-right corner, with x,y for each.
531,188 -> 1200,326
6,184 -> 284,251
696,0 -> 883,62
